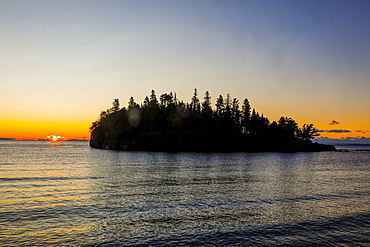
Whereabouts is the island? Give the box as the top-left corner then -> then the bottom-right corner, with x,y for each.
90,89 -> 336,153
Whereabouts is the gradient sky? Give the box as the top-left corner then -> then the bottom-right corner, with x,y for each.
1,0 -> 369,143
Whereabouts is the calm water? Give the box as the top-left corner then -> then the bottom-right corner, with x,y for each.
1,140 -> 369,246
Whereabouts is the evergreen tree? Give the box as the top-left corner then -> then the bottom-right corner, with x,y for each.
231,98 -> 240,132
142,96 -> 150,109
150,90 -> 159,108
160,93 -> 174,108
215,95 -> 224,116
300,124 -> 319,141
202,91 -> 212,114
111,98 -> 120,113
200,91 -> 213,132
278,117 -> 299,140
128,97 -> 138,109
225,94 -> 231,113
241,98 -> 251,134
249,109 -> 259,135
190,88 -> 200,112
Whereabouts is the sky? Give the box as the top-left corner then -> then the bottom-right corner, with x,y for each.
0,0 -> 369,143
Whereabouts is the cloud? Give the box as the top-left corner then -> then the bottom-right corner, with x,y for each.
318,129 -> 351,133
327,129 -> 351,133
329,120 -> 340,125
316,136 -> 370,145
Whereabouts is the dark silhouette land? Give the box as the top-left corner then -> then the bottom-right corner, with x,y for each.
90,89 -> 335,152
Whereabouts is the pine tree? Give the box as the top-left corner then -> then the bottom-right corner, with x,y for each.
150,90 -> 159,108
215,95 -> 224,116
111,98 -> 120,113
232,98 -> 240,132
202,91 -> 212,114
142,96 -> 150,109
241,98 -> 251,134
190,88 -> 200,112
128,97 -> 138,109
300,124 -> 319,141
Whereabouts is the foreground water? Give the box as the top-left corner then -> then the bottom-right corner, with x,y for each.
0,140 -> 369,246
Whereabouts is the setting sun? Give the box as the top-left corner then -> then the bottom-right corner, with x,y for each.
46,135 -> 66,142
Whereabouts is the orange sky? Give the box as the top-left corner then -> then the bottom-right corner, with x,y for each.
1,102 -> 369,141
0,121 -> 90,140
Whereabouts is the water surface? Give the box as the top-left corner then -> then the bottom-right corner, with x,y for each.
1,141 -> 369,246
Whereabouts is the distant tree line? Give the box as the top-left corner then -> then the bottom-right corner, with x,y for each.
89,89 -> 332,152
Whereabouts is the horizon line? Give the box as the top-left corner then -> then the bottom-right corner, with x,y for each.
0,137 -> 89,141
1,137 -> 369,145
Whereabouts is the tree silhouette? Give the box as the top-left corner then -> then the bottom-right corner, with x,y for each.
128,97 -> 138,109
241,98 -> 251,134
300,124 -> 319,141
111,98 -> 120,113
190,88 -> 200,113
90,89 -> 334,152
215,95 -> 224,116
202,91 -> 212,114
142,96 -> 150,109
278,117 -> 299,141
150,90 -> 159,108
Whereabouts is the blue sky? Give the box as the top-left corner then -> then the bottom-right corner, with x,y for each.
0,0 -> 369,142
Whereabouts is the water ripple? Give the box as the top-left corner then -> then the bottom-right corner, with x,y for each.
1,141 -> 369,245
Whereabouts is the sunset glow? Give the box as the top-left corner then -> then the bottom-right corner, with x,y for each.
0,120 -> 90,140
47,135 -> 66,142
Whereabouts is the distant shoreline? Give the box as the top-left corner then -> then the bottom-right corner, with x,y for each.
0,138 -> 89,141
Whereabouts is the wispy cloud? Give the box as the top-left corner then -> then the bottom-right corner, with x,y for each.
329,120 -> 340,125
318,129 -> 351,133
316,136 -> 370,145
357,130 -> 370,133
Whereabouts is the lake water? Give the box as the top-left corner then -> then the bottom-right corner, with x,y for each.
1,140 -> 369,246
